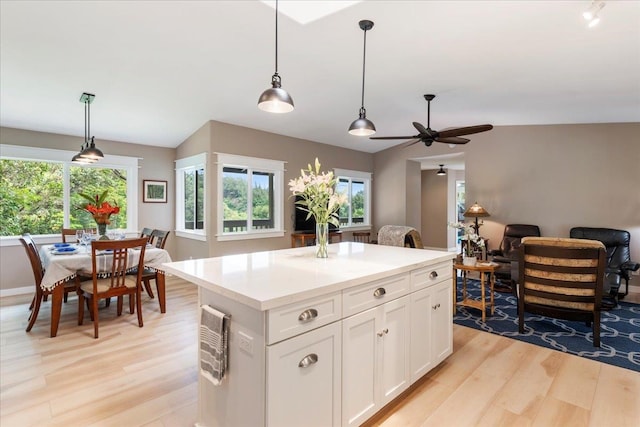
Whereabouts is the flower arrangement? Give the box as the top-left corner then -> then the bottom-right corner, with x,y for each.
288,158 -> 347,227
448,221 -> 485,257
78,190 -> 120,225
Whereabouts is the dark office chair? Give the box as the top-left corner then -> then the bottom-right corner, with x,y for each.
489,224 -> 541,293
569,227 -> 640,301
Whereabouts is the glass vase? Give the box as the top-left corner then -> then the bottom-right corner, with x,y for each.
316,222 -> 329,258
97,223 -> 109,240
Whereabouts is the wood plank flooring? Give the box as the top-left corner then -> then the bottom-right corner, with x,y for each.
1,278 -> 638,427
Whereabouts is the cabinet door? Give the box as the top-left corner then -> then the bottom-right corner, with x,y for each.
430,280 -> 453,365
379,295 -> 411,406
342,307 -> 378,427
410,288 -> 434,382
267,322 -> 342,427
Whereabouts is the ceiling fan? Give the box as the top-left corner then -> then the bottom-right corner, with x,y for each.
370,94 -> 493,147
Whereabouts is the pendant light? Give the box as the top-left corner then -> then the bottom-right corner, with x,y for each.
348,20 -> 375,136
71,92 -> 103,163
258,0 -> 294,113
436,164 -> 446,176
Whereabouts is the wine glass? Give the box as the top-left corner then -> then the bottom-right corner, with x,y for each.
75,229 -> 83,244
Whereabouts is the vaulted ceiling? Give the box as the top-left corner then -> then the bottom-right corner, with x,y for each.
1,1 -> 639,154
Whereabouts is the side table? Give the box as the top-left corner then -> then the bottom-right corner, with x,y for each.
452,261 -> 499,322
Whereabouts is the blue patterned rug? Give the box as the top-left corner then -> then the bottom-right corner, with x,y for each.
453,279 -> 640,372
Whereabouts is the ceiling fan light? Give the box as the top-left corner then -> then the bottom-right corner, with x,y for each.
588,16 -> 600,27
258,78 -> 295,113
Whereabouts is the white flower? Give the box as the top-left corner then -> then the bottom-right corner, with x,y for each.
290,158 -> 348,227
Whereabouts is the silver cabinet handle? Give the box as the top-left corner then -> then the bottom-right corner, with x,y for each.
377,328 -> 389,337
429,271 -> 438,279
298,308 -> 318,323
373,287 -> 386,298
298,353 -> 318,368
432,303 -> 441,310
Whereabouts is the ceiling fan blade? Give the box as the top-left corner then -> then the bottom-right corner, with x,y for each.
435,136 -> 470,145
402,139 -> 421,148
370,135 -> 419,140
438,124 -> 493,138
412,122 -> 429,134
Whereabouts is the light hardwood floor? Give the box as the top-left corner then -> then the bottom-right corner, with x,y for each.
1,278 -> 638,427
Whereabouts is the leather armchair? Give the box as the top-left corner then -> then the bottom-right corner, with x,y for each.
569,227 -> 640,300
489,224 -> 541,293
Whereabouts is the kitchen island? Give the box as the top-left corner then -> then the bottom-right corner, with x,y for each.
163,242 -> 456,427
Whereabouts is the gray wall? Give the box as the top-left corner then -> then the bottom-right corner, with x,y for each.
0,126 -> 175,292
374,122 -> 640,288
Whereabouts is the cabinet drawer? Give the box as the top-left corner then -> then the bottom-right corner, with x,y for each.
267,292 -> 342,344
343,273 -> 410,317
411,262 -> 452,291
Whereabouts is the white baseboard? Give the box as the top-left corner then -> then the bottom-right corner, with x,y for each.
0,286 -> 32,298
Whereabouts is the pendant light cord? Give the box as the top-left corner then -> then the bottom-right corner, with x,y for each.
274,0 -> 279,75
360,27 -> 367,110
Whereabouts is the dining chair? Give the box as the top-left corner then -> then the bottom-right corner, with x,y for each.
140,227 -> 154,244
352,231 -> 370,243
19,234 -> 78,333
77,237 -> 148,339
140,229 -> 170,300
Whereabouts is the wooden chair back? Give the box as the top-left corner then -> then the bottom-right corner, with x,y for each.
352,231 -> 370,243
150,229 -> 170,249
140,227 -> 154,244
518,237 -> 606,346
62,228 -> 96,243
19,234 -> 44,289
90,238 -> 148,289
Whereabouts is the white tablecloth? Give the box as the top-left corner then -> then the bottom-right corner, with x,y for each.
39,244 -> 172,291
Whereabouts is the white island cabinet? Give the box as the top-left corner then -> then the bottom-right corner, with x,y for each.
162,242 -> 455,427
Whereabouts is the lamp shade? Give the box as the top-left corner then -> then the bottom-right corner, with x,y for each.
436,164 -> 446,176
464,202 -> 490,218
348,112 -> 376,136
80,138 -> 104,160
258,84 -> 294,113
72,152 -> 96,164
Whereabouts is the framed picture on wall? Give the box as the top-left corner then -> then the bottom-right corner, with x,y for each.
143,180 -> 167,203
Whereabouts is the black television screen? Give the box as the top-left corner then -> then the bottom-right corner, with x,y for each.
294,195 -> 338,232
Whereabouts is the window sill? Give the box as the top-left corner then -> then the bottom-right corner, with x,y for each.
175,230 -> 207,241
216,230 -> 285,242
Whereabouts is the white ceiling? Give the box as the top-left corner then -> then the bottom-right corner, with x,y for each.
1,1 -> 639,154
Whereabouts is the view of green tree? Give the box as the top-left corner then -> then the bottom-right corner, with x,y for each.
0,159 -> 127,236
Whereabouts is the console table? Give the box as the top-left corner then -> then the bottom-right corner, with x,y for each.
163,242 -> 455,427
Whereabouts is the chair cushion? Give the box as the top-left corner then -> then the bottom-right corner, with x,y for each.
80,277 -> 138,294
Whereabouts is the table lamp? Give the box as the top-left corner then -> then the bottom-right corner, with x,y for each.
464,202 -> 490,234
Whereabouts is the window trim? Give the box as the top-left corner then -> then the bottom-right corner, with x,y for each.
0,144 -> 139,246
334,168 -> 372,231
175,152 -> 207,241
216,153 -> 285,241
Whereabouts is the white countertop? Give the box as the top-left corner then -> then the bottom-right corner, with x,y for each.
163,242 -> 456,311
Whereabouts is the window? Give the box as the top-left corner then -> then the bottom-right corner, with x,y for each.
217,153 -> 285,241
175,153 -> 206,241
0,144 -> 138,241
334,168 -> 372,229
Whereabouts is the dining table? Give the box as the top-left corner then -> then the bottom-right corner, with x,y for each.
39,242 -> 172,337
